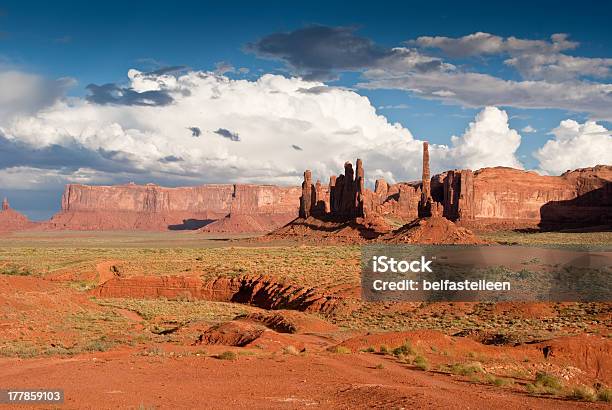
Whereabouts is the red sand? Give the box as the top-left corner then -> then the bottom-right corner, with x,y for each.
382,216 -> 486,244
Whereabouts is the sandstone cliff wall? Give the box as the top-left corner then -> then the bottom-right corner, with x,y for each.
44,183 -> 300,231
61,183 -> 234,213
454,166 -> 612,227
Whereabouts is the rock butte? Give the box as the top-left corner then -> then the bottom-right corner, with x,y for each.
39,183 -> 301,232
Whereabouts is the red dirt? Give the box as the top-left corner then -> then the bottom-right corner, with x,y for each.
337,330 -> 611,386
381,216 -> 486,244
265,214 -> 485,245
0,346 -> 606,409
532,334 -> 611,381
2,275 -> 610,408
194,321 -> 265,346
264,215 -> 390,244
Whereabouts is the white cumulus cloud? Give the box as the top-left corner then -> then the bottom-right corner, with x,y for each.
1,70 -> 427,188
535,120 -> 612,174
1,69 -> 594,195
439,106 -> 523,170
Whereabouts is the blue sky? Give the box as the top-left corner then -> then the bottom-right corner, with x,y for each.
1,0 -> 611,219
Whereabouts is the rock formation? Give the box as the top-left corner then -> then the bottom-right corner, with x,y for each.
0,197 -> 35,232
299,159 -> 367,220
418,142 -> 433,218
289,143 -> 611,236
299,170 -> 314,218
42,183 -> 301,232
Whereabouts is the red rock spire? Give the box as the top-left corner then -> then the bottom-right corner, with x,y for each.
418,141 -> 432,217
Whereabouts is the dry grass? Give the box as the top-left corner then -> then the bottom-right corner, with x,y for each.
481,230 -> 612,247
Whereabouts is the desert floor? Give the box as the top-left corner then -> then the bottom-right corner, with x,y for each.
0,230 -> 610,408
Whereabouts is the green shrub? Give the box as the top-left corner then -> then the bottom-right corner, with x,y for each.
534,371 -> 563,391
331,346 -> 351,354
449,362 -> 484,376
525,371 -> 564,395
0,265 -> 34,276
568,385 -> 596,402
413,355 -> 429,371
485,374 -> 510,387
392,341 -> 414,357
217,351 -> 237,360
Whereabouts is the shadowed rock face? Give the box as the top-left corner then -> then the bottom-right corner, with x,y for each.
42,183 -> 301,232
467,166 -> 612,228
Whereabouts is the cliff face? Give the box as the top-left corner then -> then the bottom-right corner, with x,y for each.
466,166 -> 612,226
229,184 -> 302,215
45,183 -> 300,231
61,183 -> 234,214
201,184 -> 303,233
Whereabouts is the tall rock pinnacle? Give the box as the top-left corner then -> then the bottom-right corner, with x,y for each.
300,170 -> 314,218
418,141 -> 432,217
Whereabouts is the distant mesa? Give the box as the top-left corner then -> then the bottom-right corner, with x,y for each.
37,183 -> 300,233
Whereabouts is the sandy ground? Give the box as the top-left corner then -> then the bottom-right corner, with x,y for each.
0,347 -> 606,410
0,231 -> 610,408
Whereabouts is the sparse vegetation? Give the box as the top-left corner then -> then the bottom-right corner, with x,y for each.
597,387 -> 612,402
449,362 -> 484,376
485,374 -> 511,387
392,341 -> 414,357
413,355 -> 429,371
526,371 -> 564,395
216,351 -> 237,360
330,346 -> 352,354
568,385 -> 597,402
0,265 -> 35,276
